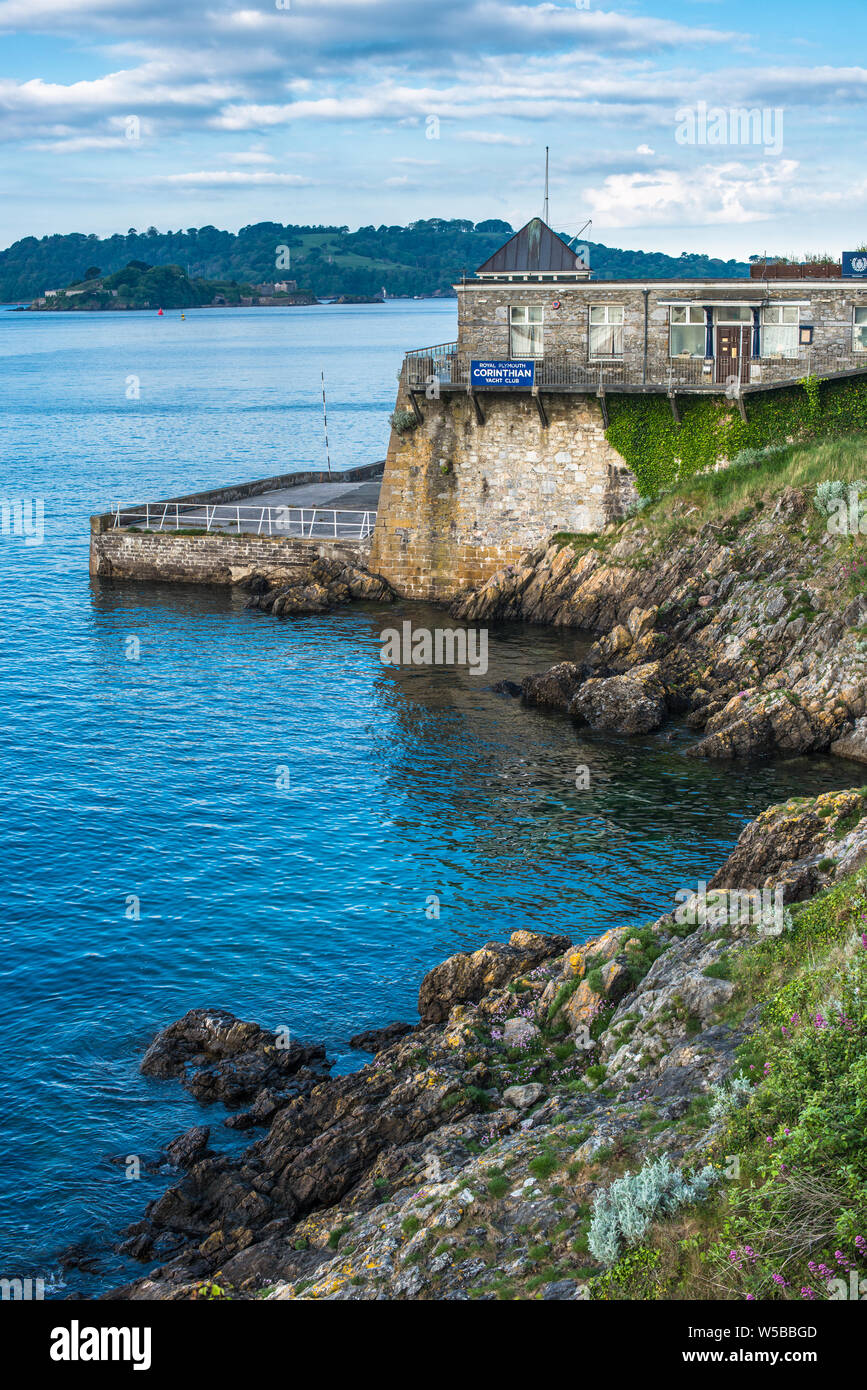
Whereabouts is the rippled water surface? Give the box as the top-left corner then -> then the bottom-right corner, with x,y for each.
0,300 -> 861,1295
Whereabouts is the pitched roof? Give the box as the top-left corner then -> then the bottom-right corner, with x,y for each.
475,217 -> 583,275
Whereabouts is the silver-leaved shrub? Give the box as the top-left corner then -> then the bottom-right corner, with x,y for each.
588,1154 -> 718,1267
708,1074 -> 752,1122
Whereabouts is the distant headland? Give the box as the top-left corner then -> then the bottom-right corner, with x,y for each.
20,261 -> 319,312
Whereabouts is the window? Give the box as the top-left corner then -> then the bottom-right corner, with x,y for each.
854,307 -> 867,354
669,306 -> 706,358
716,307 -> 753,324
510,305 -> 544,357
589,304 -> 624,357
761,304 -> 799,358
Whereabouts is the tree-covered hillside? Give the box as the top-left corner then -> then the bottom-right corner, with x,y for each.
0,219 -> 749,302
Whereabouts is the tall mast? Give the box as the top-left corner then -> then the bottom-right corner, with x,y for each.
543,146 -> 549,222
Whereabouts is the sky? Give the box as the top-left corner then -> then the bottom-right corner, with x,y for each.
1,0 -> 866,257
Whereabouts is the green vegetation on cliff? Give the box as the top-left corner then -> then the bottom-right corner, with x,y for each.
606,377 -> 867,499
594,860 -> 867,1301
1,219 -> 749,303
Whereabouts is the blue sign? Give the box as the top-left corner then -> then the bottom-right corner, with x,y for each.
843,252 -> 867,278
470,359 -> 535,388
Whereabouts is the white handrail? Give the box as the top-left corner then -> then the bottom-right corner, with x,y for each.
110,502 -> 377,541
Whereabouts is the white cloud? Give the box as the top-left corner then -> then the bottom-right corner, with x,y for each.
585,159 -> 802,228
456,130 -> 533,146
146,169 -> 314,186
224,149 -> 275,164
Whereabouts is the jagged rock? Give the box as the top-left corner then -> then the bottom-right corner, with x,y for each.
570,662 -> 666,735
165,1126 -> 211,1169
503,1083 -> 545,1110
245,558 -> 395,615
308,556 -> 395,603
831,716 -> 867,763
600,960 -> 631,1004
272,583 -> 332,616
521,662 -> 585,712
417,930 -> 571,1025
543,1279 -> 580,1300
223,1086 -> 294,1130
349,1021 -> 414,1053
502,1017 -> 539,1047
708,789 -> 864,899
562,980 -> 600,1033
140,1008 -> 329,1107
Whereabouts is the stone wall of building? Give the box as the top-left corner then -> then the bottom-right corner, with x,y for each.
89,523 -> 367,585
456,282 -> 867,381
368,388 -> 637,601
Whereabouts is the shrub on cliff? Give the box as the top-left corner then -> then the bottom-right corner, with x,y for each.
588,1154 -> 718,1267
813,477 -> 867,525
389,408 -> 418,436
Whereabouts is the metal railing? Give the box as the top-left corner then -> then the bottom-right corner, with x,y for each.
111,501 -> 377,540
401,342 -> 867,392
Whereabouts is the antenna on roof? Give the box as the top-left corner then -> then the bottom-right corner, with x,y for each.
543,146 -> 549,223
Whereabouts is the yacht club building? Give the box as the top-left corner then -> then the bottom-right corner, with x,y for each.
403,218 -> 867,406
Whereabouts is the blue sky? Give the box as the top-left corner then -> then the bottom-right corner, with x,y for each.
1,0 -> 866,257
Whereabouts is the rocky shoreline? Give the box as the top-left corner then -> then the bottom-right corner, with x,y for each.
104,788 -> 867,1301
243,554 -> 395,616
451,485 -> 867,762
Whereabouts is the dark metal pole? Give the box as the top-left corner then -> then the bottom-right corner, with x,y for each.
321,371 -> 332,474
642,288 -> 649,385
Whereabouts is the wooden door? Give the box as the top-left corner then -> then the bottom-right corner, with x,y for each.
715,326 -> 751,385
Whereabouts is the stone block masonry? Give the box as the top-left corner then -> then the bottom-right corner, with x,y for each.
90,525 -> 368,585
369,391 -> 637,601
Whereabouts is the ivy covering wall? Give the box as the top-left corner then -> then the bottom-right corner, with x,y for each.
605,376 -> 867,497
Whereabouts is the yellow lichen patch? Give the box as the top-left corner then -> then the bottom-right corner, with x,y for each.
566,949 -> 585,977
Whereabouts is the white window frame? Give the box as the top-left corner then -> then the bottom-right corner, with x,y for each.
509,304 -> 544,358
715,306 -> 754,325
761,304 -> 800,359
669,305 -> 706,359
854,306 -> 867,354
589,303 -> 624,359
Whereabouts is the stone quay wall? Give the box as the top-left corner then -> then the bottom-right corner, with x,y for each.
90,526 -> 368,584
